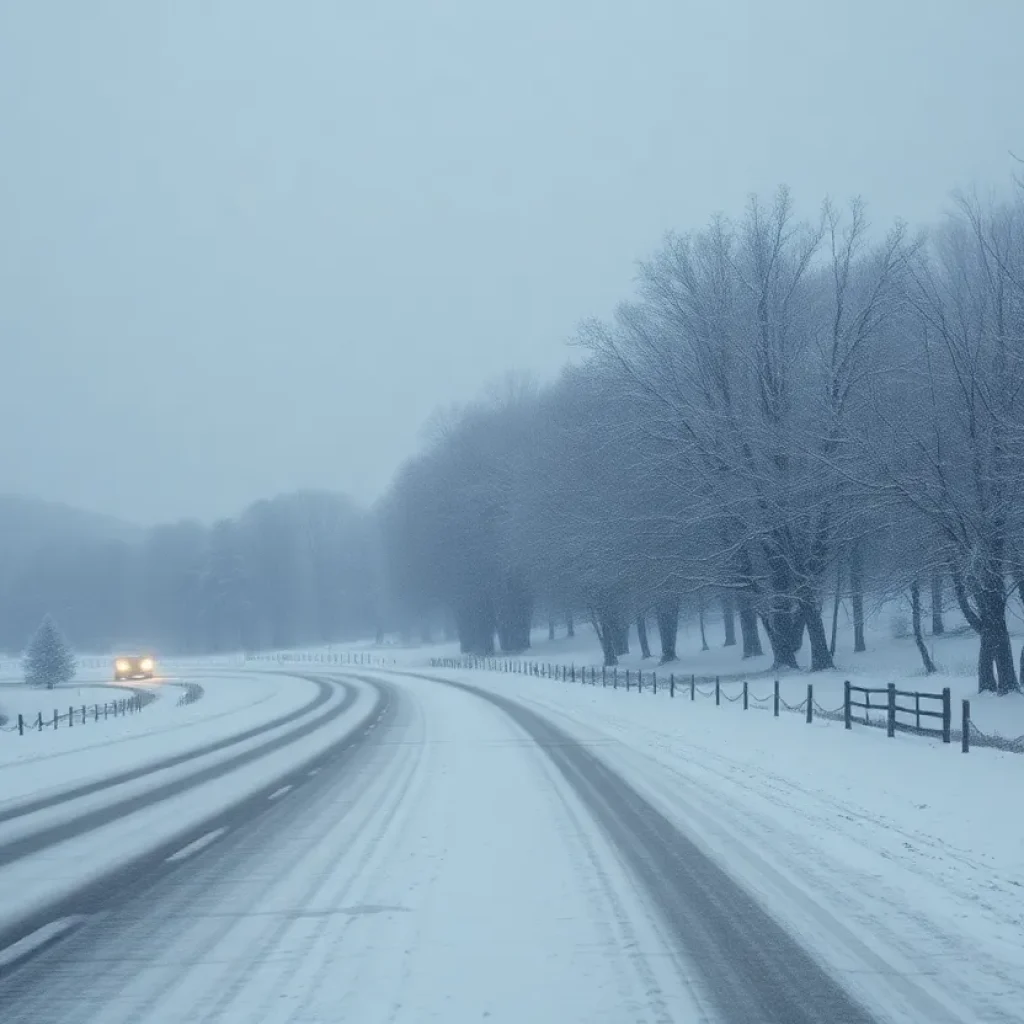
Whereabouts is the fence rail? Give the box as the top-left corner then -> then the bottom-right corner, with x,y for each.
428,656 -> 1024,755
1,693 -> 148,736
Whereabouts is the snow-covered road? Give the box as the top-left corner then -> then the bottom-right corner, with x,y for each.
0,671 -> 892,1024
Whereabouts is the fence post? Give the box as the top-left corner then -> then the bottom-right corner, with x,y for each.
36,713 -> 42,732
571,664 -> 575,683
887,683 -> 896,738
653,672 -> 657,695
961,699 -> 970,753
690,674 -> 695,701
715,676 -> 720,705
773,679 -> 779,717
806,684 -> 813,723
53,709 -> 58,730
69,706 -> 74,727
81,705 -> 86,724
94,705 -> 98,722
18,714 -> 23,736
625,670 -> 631,691
637,671 -> 642,694
602,666 -> 606,687
915,692 -> 921,731
670,673 -> 675,698
844,681 -> 852,729
942,687 -> 951,743
742,680 -> 748,710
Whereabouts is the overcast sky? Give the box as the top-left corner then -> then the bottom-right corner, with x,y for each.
1,0 -> 1021,524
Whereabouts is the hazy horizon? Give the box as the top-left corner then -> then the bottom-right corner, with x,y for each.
3,0 -> 1022,524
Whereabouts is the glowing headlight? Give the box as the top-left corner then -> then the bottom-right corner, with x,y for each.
116,660 -> 130,672
140,658 -> 154,672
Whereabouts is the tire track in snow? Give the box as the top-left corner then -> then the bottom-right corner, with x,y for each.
406,671 -> 880,1024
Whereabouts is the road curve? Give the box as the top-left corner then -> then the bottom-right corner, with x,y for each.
423,673 -> 879,1024
0,672 -> 334,826
0,669 -> 887,1024
0,673 -> 388,961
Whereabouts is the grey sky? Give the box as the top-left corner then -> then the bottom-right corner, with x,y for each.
1,0 -> 1021,524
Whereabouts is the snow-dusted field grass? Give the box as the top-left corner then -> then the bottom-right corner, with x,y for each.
388,665 -> 1024,1024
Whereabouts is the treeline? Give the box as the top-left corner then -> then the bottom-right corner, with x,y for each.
0,491 -> 380,655
380,185 -> 1024,695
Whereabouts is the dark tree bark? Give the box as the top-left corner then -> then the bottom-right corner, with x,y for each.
910,582 -> 936,674
495,570 -> 532,653
829,563 -> 842,658
952,566 -> 1017,694
930,570 -> 944,635
565,609 -> 575,638
592,601 -> 625,666
764,541 -> 801,670
548,617 -> 555,641
850,542 -> 866,653
655,598 -> 679,663
698,604 -> 709,651
735,549 -> 763,658
636,614 -> 652,659
721,591 -> 737,647
799,591 -> 834,671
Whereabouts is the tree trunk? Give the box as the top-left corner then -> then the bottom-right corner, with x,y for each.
850,542 -> 866,653
738,592 -> 763,657
930,570 -> 944,635
799,593 -> 834,671
636,614 -> 652,659
655,598 -> 679,663
721,591 -> 737,647
495,571 -> 532,653
699,604 -> 709,651
764,542 -> 801,670
953,566 -> 1018,694
735,547 -> 764,658
566,609 -> 575,638
910,582 -> 936,673
548,617 -> 555,641
591,605 -> 620,667
829,563 -> 842,658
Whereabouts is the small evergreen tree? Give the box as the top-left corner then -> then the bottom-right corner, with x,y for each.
24,615 -> 76,689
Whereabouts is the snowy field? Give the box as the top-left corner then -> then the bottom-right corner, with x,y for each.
380,665 -> 1024,1024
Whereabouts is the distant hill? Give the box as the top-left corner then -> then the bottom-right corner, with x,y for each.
0,495 -> 140,562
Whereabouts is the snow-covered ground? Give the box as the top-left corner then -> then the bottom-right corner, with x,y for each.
0,672 -> 322,806
386,665 -> 1023,1024
407,603 -> 1024,744
0,673 -> 381,947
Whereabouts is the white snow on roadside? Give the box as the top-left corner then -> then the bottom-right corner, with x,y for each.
392,666 -> 1024,1024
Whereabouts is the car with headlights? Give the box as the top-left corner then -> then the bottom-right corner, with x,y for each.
114,654 -> 155,681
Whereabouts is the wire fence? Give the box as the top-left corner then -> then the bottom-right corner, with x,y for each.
176,682 -> 204,707
428,656 -> 1024,755
0,692 -> 150,735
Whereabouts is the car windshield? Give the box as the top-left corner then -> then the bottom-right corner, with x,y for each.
0,3 -> 1020,1022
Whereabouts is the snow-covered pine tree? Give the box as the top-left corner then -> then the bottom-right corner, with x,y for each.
24,615 -> 76,689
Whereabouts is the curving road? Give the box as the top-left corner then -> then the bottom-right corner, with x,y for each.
0,670 -> 883,1024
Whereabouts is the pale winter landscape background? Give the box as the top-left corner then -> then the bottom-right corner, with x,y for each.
1,1 -> 1023,1022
